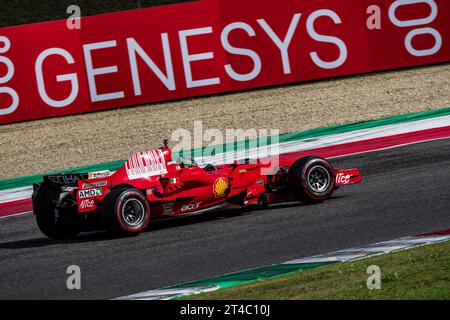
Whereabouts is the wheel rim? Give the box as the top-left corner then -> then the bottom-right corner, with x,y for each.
306,165 -> 331,193
121,198 -> 145,227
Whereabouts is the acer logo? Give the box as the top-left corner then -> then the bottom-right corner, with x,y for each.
181,202 -> 201,212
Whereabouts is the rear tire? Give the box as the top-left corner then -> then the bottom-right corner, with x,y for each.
288,156 -> 335,204
33,183 -> 80,239
100,188 -> 150,237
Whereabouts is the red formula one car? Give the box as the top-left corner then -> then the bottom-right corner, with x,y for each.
32,142 -> 362,239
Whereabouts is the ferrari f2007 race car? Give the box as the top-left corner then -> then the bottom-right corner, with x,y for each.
32,142 -> 362,239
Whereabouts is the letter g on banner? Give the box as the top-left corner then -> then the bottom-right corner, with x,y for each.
0,36 -> 19,116
388,0 -> 442,57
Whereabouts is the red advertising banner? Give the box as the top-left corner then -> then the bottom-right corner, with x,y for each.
0,0 -> 449,124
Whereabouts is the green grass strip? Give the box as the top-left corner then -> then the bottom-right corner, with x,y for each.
1,106 -> 449,191
188,240 -> 450,300
166,262 -> 334,300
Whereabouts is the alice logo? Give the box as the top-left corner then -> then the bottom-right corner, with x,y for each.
213,178 -> 228,197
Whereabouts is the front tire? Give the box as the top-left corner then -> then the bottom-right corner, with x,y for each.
100,188 -> 150,237
288,156 -> 335,204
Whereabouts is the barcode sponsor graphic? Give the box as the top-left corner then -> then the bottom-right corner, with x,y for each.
125,149 -> 167,180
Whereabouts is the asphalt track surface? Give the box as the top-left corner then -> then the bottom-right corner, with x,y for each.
0,138 -> 450,299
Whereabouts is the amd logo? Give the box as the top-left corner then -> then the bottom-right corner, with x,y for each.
78,188 -> 102,199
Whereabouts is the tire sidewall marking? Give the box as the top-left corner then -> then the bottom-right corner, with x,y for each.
301,158 -> 335,199
115,190 -> 150,232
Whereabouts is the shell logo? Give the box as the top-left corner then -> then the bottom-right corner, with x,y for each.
213,177 -> 228,197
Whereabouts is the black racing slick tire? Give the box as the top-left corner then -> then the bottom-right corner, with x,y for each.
288,156 -> 336,204
100,188 -> 150,237
33,183 -> 80,239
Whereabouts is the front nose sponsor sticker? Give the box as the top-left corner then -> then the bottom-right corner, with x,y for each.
336,173 -> 351,184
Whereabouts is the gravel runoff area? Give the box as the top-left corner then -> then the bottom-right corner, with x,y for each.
0,63 -> 449,179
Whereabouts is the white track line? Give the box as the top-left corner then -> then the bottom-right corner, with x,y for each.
0,211 -> 33,219
0,186 -> 33,204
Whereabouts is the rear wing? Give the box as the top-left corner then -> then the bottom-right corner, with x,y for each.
40,171 -> 113,187
43,173 -> 89,188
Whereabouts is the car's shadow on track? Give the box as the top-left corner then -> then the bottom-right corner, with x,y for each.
0,196 -> 347,249
145,198 -> 341,231
0,231 -> 111,249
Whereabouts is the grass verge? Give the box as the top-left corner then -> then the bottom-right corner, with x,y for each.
187,240 -> 450,300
